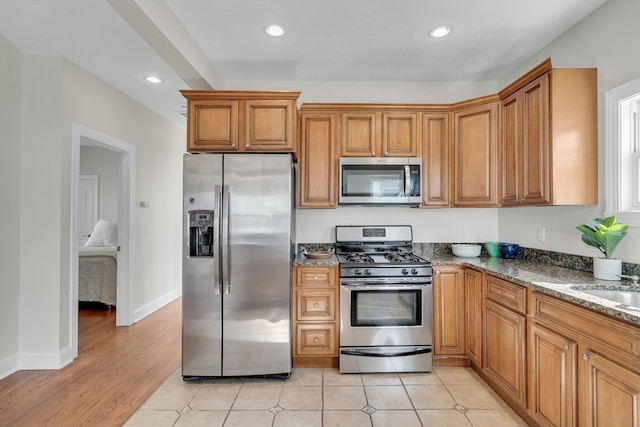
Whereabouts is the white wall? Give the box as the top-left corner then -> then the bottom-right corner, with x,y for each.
0,33 -> 185,378
0,34 -> 23,375
496,0 -> 640,264
80,146 -> 119,222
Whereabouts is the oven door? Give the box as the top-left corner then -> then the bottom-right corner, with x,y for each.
339,280 -> 432,347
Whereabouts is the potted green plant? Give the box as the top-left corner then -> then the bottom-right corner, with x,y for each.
576,216 -> 628,280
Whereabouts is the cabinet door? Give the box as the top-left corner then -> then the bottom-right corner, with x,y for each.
453,102 -> 499,206
520,73 -> 550,205
433,266 -> 465,355
528,322 -> 577,427
464,268 -> 483,367
500,92 -> 520,206
578,348 -> 640,427
381,112 -> 418,156
421,113 -> 450,207
187,99 -> 239,152
341,112 -> 377,156
243,99 -> 296,152
484,299 -> 527,406
298,113 -> 337,208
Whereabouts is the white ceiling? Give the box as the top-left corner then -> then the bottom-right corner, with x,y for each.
0,0 -> 607,128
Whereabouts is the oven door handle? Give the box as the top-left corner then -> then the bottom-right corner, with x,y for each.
341,347 -> 432,358
341,283 -> 430,290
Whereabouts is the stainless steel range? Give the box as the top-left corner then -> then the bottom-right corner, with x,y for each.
336,225 -> 433,373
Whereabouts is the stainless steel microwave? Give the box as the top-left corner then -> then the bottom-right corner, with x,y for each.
339,157 -> 422,206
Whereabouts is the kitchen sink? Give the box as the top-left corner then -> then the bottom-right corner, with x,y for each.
569,285 -> 640,308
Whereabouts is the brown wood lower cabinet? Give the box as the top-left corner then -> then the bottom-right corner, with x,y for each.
528,322 -> 578,427
432,265 -> 467,366
484,298 -> 527,406
292,265 -> 339,368
464,267 -> 483,367
529,291 -> 640,427
578,347 -> 640,427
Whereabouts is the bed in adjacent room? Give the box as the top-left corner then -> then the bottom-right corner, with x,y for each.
79,219 -> 118,307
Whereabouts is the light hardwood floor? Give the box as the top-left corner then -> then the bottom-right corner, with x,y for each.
0,298 -> 181,427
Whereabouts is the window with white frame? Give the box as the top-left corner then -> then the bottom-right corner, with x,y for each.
605,76 -> 640,226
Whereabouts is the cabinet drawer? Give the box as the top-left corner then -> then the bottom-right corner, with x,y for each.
296,267 -> 336,288
296,289 -> 336,321
485,275 -> 527,314
295,324 -> 337,356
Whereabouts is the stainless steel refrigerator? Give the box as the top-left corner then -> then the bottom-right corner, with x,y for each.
182,153 -> 294,379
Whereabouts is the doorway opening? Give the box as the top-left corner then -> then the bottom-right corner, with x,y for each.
70,123 -> 136,359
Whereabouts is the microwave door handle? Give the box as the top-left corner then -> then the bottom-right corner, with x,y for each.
221,185 -> 231,295
404,165 -> 411,197
213,185 -> 222,295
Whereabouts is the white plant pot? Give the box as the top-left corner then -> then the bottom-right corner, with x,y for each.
593,257 -> 622,281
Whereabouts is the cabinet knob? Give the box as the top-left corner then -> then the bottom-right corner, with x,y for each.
231,144 -> 236,148
384,151 -> 388,156
313,338 -> 319,343
313,275 -> 318,280
313,303 -> 319,308
582,353 -> 589,361
371,152 -> 375,156
245,144 -> 250,148
514,317 -> 520,324
497,289 -> 502,295
435,271 -> 441,275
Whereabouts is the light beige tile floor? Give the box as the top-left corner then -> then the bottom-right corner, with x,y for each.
124,367 -> 528,427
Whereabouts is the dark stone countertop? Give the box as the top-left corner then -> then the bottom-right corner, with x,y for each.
430,254 -> 640,326
292,254 -> 339,267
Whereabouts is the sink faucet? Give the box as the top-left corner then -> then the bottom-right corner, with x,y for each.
617,274 -> 640,284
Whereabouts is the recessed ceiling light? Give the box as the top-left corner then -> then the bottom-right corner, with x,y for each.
144,75 -> 164,84
265,25 -> 285,37
429,26 -> 451,38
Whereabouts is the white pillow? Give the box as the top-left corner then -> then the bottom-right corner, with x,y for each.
85,219 -> 118,247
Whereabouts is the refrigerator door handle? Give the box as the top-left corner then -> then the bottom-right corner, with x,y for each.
221,185 -> 231,295
213,185 -> 222,295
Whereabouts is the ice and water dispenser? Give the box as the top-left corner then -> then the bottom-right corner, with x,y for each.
189,210 -> 214,257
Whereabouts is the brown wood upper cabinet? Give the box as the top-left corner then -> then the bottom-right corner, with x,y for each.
452,97 -> 500,207
180,90 -> 300,153
341,111 -> 419,157
499,59 -> 597,206
421,112 -> 451,207
298,111 -> 338,208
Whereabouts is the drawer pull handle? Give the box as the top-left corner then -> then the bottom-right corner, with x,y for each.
582,353 -> 589,361
313,303 -> 319,308
314,338 -> 319,343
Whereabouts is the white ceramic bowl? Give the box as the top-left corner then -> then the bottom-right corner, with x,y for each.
451,244 -> 482,258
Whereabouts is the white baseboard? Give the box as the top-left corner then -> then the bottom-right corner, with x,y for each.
4,345 -> 75,374
133,287 -> 181,323
0,353 -> 19,380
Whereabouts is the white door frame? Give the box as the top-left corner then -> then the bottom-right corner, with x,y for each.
70,123 -> 136,358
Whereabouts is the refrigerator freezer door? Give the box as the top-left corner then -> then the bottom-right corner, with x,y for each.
221,154 -> 293,377
182,154 -> 223,377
